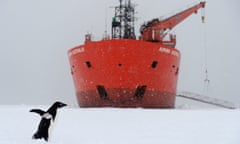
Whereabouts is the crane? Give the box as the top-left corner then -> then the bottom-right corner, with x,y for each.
140,1 -> 206,47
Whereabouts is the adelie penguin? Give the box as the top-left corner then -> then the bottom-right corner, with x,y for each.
30,101 -> 67,141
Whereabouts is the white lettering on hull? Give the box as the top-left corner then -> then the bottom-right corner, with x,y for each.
69,47 -> 85,57
159,47 -> 179,57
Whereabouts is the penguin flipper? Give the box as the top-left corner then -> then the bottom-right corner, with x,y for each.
30,109 -> 46,116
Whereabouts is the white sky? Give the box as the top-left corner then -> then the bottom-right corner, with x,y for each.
0,0 -> 240,106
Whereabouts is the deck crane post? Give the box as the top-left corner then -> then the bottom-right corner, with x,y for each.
140,1 -> 206,48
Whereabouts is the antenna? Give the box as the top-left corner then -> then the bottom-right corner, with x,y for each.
105,5 -> 107,32
104,5 -> 108,40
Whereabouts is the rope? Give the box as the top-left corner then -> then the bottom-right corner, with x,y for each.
201,7 -> 210,95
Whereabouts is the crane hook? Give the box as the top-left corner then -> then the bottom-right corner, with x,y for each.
201,16 -> 205,23
201,6 -> 205,23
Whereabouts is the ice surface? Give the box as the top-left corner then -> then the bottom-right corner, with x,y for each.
0,106 -> 239,144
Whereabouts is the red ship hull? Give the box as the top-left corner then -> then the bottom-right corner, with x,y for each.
68,39 -> 180,108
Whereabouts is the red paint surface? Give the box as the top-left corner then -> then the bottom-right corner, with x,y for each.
68,39 -> 180,108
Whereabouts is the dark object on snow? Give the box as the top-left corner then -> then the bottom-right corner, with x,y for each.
30,101 -> 67,141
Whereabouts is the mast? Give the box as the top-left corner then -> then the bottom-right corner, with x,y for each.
112,0 -> 136,39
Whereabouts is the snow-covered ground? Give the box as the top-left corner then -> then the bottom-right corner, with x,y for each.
0,106 -> 239,144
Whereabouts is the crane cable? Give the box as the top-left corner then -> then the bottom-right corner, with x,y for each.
201,6 -> 210,93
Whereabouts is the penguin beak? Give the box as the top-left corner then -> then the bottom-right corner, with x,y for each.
59,102 -> 67,108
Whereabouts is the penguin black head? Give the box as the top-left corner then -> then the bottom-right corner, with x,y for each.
53,101 -> 67,108
44,101 -> 67,121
